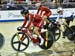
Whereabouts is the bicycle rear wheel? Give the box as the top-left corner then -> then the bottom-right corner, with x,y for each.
39,31 -> 54,49
11,32 -> 29,52
48,23 -> 61,41
53,28 -> 61,41
65,26 -> 75,41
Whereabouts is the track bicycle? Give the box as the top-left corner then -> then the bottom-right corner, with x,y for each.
63,24 -> 75,41
48,19 -> 75,42
11,26 -> 54,52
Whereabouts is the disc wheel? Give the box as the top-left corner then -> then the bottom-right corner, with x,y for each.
11,32 -> 29,52
39,31 -> 54,49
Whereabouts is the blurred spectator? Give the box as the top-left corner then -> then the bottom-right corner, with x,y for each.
1,1 -> 7,4
0,0 -> 1,4
63,0 -> 69,4
6,1 -> 16,10
0,0 -> 75,10
52,0 -> 60,8
1,1 -> 17,10
16,0 -> 23,4
31,0 -> 40,3
69,0 -> 75,2
62,0 -> 69,8
69,0 -> 75,7
15,0 -> 27,4
0,0 -> 1,10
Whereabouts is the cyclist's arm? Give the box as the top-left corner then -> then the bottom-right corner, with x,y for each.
22,18 -> 27,27
56,15 -> 60,22
46,9 -> 52,17
27,14 -> 34,28
42,15 -> 49,23
43,9 -> 52,23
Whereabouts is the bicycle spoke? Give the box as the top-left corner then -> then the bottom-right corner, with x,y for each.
55,33 -> 60,35
12,41 -> 19,44
18,42 -> 21,51
21,42 -> 28,46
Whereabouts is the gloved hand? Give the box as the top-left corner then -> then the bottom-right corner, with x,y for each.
17,26 -> 22,31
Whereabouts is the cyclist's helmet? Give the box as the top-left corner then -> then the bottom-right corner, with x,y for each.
21,8 -> 29,15
57,7 -> 63,13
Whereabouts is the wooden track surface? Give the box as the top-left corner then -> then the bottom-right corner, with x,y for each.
0,19 -> 75,56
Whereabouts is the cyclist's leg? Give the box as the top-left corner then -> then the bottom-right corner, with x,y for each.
61,19 -> 67,30
61,19 -> 69,37
33,26 -> 44,45
34,20 -> 44,45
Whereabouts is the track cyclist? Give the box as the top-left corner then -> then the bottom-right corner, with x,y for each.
20,8 -> 45,45
35,2 -> 52,26
56,7 -> 74,37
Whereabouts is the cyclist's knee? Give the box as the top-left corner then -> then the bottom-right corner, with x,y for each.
33,27 -> 39,34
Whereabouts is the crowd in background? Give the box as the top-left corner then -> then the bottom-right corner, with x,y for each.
0,0 -> 75,10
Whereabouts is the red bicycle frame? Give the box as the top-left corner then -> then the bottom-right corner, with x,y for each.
20,28 -> 39,44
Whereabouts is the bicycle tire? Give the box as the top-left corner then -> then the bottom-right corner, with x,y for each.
48,23 -> 61,41
11,32 -> 29,52
66,26 -> 75,41
0,33 -> 4,49
39,31 -> 54,49
53,28 -> 61,41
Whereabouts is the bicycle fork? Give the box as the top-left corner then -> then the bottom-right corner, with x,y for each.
16,33 -> 25,42
16,33 -> 21,42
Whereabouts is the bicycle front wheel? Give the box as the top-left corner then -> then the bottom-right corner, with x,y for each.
11,32 -> 29,52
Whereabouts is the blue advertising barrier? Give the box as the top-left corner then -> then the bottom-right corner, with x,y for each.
0,8 -> 75,22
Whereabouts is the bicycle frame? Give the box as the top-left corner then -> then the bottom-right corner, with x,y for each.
49,19 -> 74,41
18,27 -> 50,46
17,27 -> 38,44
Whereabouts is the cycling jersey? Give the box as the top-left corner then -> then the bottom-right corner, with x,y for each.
33,14 -> 44,28
37,5 -> 52,17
